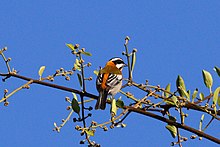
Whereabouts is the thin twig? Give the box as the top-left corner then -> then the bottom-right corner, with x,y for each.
177,128 -> 183,147
124,37 -> 132,81
0,80 -> 33,103
202,117 -> 214,132
0,50 -> 11,72
78,52 -> 92,145
0,72 -> 98,99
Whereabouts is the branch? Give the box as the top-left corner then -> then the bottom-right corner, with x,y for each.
1,72 -> 220,144
0,72 -> 98,99
124,106 -> 220,144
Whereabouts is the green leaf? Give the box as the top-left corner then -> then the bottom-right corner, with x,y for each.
165,83 -> 171,98
66,43 -> 75,51
116,98 -> 124,108
164,100 -> 175,105
111,99 -> 117,116
218,96 -> 220,107
77,73 -> 82,88
164,96 -> 178,106
38,66 -> 46,80
187,90 -> 191,101
199,92 -> 205,101
131,51 -> 136,72
202,70 -> 213,89
179,86 -> 190,100
172,96 -> 178,107
93,70 -> 99,76
176,75 -> 186,97
74,59 -> 81,71
214,66 -> 220,77
213,87 -> 220,106
166,124 -> 177,138
192,88 -> 198,103
199,114 -> 205,131
85,129 -> 94,136
81,51 -> 92,56
72,92 -> 78,101
71,97 -> 80,115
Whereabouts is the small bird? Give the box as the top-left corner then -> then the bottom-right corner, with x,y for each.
95,57 -> 127,110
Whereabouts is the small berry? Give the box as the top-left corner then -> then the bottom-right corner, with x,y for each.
88,106 -> 93,111
103,126 -> 108,131
73,118 -> 77,122
66,106 -> 71,110
74,44 -> 80,49
133,48 -> 137,52
3,47 -> 7,51
65,76 -> 70,81
65,97 -> 70,102
79,140 -> 85,144
125,36 -> 130,41
4,101 -> 9,106
4,89 -> 8,93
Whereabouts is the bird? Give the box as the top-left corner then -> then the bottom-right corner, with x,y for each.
95,57 -> 127,110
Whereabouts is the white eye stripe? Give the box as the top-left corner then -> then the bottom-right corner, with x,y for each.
109,57 -> 123,62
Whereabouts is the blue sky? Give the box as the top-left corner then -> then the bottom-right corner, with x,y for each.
0,1 -> 219,147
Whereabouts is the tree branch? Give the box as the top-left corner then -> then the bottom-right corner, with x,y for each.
1,72 -> 220,145
0,72 -> 98,99
124,106 -> 220,144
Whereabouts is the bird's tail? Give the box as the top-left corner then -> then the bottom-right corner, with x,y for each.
95,90 -> 108,110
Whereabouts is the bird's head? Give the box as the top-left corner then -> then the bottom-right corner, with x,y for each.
108,57 -> 127,71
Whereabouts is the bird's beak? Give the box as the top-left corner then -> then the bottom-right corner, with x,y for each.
124,64 -> 128,67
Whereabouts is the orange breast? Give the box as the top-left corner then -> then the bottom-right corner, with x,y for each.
101,73 -> 109,89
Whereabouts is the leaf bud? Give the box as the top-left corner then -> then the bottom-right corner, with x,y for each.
190,135 -> 197,139
65,76 -> 70,81
79,140 -> 85,144
3,47 -> 7,51
88,77 -> 93,81
74,44 -> 80,49
66,106 -> 71,110
4,89 -> 8,94
7,58 -> 11,62
4,101 -> 9,106
125,36 -> 130,41
65,97 -> 70,102
110,125 -> 114,129
75,125 -> 81,130
103,126 -> 108,131
88,106 -> 93,111
73,118 -> 77,122
87,62 -> 92,67
91,121 -> 97,126
133,48 -> 137,52
183,137 -> 188,141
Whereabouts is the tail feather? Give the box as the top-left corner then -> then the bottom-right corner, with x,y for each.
95,90 -> 108,110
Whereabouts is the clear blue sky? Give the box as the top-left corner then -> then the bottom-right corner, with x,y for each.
0,1 -> 219,147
